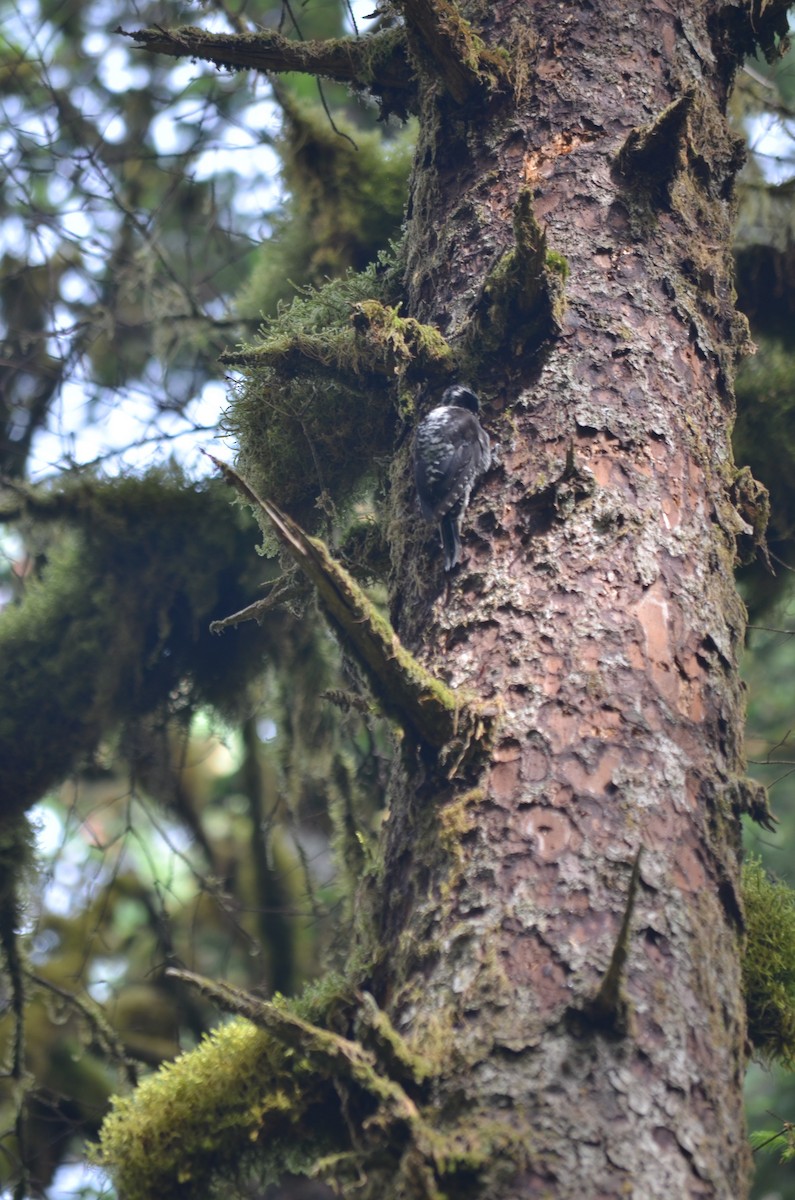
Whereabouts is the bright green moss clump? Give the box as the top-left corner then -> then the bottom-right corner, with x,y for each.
224,265 -> 452,536
96,1018 -> 316,1199
742,855 -> 795,1064
96,976 -> 360,1198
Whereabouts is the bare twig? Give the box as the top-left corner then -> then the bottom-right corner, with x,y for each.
26,971 -> 139,1086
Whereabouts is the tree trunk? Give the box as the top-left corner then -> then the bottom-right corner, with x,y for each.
369,2 -> 758,1196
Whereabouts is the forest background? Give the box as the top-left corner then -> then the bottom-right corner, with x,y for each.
2,0 -> 795,1196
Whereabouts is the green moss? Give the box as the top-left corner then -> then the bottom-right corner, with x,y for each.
96,980 -> 434,1200
742,855 -> 795,1064
437,789 -> 484,884
0,468 -> 272,813
238,489 -> 488,756
351,299 -> 454,377
224,272 -> 454,542
417,1 -> 509,99
465,188 -> 561,360
95,1017 -> 330,1200
94,954 -> 536,1199
225,265 -> 397,538
355,991 -> 435,1087
427,1112 -> 528,1178
337,514 -> 391,582
545,249 -> 569,281
99,985 -> 353,1190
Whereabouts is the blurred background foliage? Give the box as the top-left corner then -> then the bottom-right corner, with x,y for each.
727,26 -> 795,1198
0,0 -> 795,1196
0,0 -> 402,1194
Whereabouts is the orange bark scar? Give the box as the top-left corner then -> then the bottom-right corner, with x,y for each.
522,129 -> 597,185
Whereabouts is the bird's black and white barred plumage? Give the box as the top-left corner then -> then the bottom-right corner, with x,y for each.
413,385 -> 491,571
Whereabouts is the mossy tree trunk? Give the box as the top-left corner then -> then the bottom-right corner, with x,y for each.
88,1 -> 790,1196
359,1 -> 769,1196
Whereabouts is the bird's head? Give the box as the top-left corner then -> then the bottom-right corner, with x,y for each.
440,385 -> 479,413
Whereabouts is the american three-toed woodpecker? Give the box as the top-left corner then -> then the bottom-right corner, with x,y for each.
413,385 -> 491,572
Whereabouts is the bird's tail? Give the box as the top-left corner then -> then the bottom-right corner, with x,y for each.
441,513 -> 462,572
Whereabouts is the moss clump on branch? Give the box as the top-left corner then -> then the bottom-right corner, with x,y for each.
0,468 -> 271,816
350,299 -> 454,379
223,265 -> 453,535
96,971 -> 529,1200
209,461 -> 492,766
94,976 -> 400,1199
742,855 -> 795,1065
95,1016 -> 334,1200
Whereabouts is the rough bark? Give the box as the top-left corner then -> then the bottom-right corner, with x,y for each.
364,1 -> 780,1196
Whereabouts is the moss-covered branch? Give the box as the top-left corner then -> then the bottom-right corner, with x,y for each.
221,299 -> 452,381
223,269 -> 453,532
209,457 -> 493,764
0,470 -> 271,817
117,24 -> 415,116
96,1013 -> 341,1200
398,0 -> 508,102
96,972 -> 424,1200
168,969 -> 419,1122
97,970 -> 526,1198
354,990 -> 433,1088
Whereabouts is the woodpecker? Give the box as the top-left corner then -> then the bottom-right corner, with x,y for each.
413,385 -> 491,571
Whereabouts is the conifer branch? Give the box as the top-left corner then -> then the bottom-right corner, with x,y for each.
206,454 -> 493,763
116,25 -> 414,113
